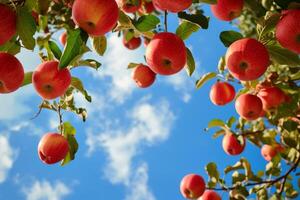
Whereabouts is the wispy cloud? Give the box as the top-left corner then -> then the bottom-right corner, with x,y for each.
0,135 -> 17,183
22,180 -> 71,200
86,98 -> 175,199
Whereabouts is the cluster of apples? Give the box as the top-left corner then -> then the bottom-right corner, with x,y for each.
180,174 -> 221,200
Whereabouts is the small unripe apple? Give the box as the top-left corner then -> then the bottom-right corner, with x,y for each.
210,81 -> 235,106
72,0 -> 119,36
0,4 -> 17,45
222,131 -> 245,155
59,31 -> 67,46
32,61 -> 71,100
261,144 -> 284,161
276,9 -> 300,54
123,36 -> 142,50
180,174 -> 205,199
0,53 -> 24,94
200,190 -> 222,200
257,86 -> 286,110
117,0 -> 142,13
235,94 -> 263,121
211,0 -> 244,21
38,133 -> 69,165
139,1 -> 155,14
146,32 -> 187,76
226,38 -> 270,81
132,64 -> 156,88
153,0 -> 192,13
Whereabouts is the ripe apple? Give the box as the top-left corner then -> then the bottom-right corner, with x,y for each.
38,133 -> 69,165
32,61 -> 71,100
261,144 -> 284,161
180,174 -> 205,199
146,32 -> 187,75
257,86 -> 286,110
139,0 -> 155,14
132,64 -> 156,88
0,53 -> 24,94
0,4 -> 17,45
117,0 -> 142,13
123,36 -> 142,50
276,9 -> 300,54
226,38 -> 270,81
152,0 -> 192,13
60,31 -> 67,46
222,131 -> 245,155
200,190 -> 221,200
210,81 -> 235,106
72,0 -> 119,36
211,0 -> 244,21
235,94 -> 263,120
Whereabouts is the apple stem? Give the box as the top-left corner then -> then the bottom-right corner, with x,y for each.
164,10 -> 168,32
57,105 -> 63,135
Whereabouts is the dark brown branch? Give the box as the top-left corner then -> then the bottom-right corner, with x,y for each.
164,10 -> 168,32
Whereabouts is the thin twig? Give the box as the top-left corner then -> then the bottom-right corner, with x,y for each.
164,10 -> 168,32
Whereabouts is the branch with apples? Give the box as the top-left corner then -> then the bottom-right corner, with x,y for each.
0,0 -> 299,199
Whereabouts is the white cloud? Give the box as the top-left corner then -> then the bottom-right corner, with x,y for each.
86,99 -> 175,199
125,163 -> 155,200
0,135 -> 17,183
22,180 -> 71,200
90,34 -> 145,103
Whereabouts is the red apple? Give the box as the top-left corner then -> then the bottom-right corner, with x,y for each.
180,174 -> 205,199
257,86 -> 286,110
72,0 -> 119,36
123,36 -> 142,50
210,81 -> 235,106
276,9 -> 300,54
261,145 -> 278,161
38,133 -> 69,165
226,38 -> 270,81
152,0 -> 192,13
0,53 -> 24,94
117,0 -> 142,13
132,64 -> 156,88
0,4 -> 17,45
32,61 -> 71,100
146,32 -> 187,75
200,190 -> 221,200
60,31 -> 67,46
211,0 -> 244,21
235,94 -> 263,121
139,0 -> 155,14
222,131 -> 245,155
261,144 -> 284,161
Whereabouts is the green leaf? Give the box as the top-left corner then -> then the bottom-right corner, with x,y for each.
0,37 -> 21,55
71,59 -> 101,70
195,72 -> 217,89
22,72 -> 33,87
16,7 -> 37,50
176,21 -> 200,40
128,63 -> 140,69
59,29 -> 89,69
196,0 -> 217,4
212,129 -> 226,139
48,41 -> 62,60
92,36 -> 107,56
220,31 -> 243,47
205,162 -> 219,188
178,11 -> 209,29
266,43 -> 300,67
133,15 -> 160,32
208,119 -> 226,129
185,48 -> 195,76
227,117 -> 236,128
71,77 -> 92,102
61,122 -> 78,166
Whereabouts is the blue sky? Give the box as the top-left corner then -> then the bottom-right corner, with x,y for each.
0,5 -> 275,200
